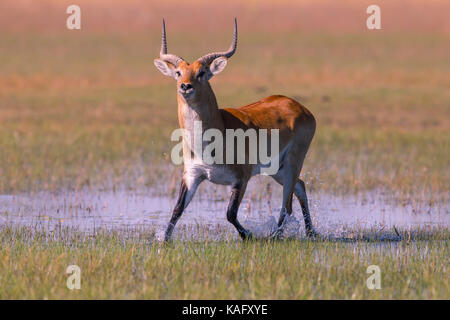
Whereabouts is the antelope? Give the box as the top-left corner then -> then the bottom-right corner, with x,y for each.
154,19 -> 317,241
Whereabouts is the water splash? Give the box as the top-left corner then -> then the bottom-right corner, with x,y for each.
0,190 -> 447,241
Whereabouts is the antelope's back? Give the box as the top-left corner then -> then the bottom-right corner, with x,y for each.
221,95 -> 316,142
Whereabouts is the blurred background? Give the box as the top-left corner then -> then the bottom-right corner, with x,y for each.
0,0 -> 448,205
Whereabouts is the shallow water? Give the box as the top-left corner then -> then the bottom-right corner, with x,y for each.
0,190 -> 447,240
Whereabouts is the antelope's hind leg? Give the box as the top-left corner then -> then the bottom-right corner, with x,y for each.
271,169 -> 318,238
273,174 -> 296,239
227,181 -> 252,240
294,179 -> 318,237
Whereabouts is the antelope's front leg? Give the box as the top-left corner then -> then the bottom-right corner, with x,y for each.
164,177 -> 203,241
226,182 -> 252,240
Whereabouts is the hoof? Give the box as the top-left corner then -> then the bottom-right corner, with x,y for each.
269,228 -> 284,240
306,229 -> 320,239
163,232 -> 175,244
240,230 -> 253,241
162,237 -> 175,246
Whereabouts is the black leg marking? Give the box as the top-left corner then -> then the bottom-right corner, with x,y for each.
277,193 -> 293,227
164,180 -> 188,241
296,179 -> 317,237
226,183 -> 252,240
271,171 -> 318,237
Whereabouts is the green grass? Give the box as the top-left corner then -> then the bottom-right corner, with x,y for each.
1,32 -> 449,201
0,226 -> 448,299
0,228 -> 450,299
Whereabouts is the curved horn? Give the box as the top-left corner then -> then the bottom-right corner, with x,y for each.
198,18 -> 237,65
159,19 -> 184,66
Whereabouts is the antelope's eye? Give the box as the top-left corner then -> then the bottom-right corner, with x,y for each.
197,70 -> 205,79
175,71 -> 181,77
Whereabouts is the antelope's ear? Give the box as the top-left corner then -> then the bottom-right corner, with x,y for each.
208,57 -> 228,79
154,59 -> 176,78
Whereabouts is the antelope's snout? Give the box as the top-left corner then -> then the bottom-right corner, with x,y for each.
179,82 -> 194,96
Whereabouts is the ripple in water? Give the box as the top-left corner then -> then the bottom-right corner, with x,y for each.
0,190 -> 448,241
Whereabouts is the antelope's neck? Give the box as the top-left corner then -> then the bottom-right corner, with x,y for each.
177,84 -> 224,134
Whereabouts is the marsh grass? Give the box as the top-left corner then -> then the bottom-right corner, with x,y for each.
0,225 -> 448,299
0,30 -> 449,203
1,2 -> 449,201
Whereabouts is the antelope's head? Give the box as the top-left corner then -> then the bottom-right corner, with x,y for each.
154,19 -> 237,103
